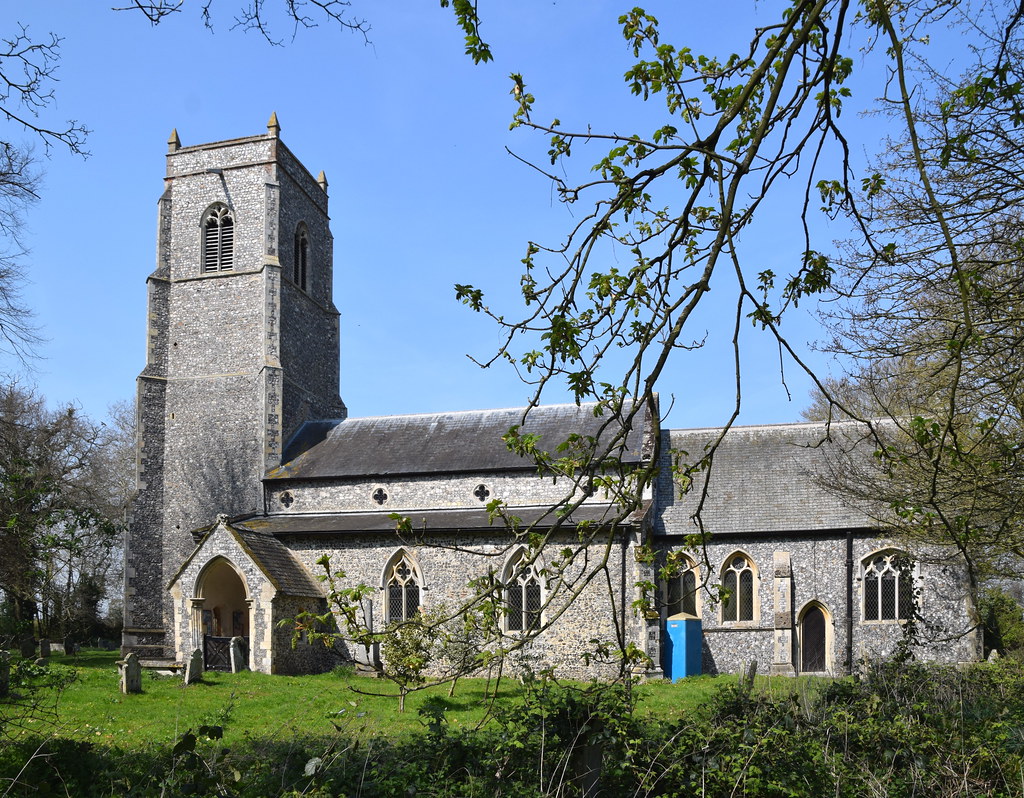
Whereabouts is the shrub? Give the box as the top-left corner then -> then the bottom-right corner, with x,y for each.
980,587 -> 1024,659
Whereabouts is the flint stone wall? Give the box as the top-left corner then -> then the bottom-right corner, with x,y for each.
265,472 -> 637,516
285,529 -> 645,681
655,534 -> 980,675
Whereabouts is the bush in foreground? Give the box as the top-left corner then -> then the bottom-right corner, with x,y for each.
3,658 -> 1024,796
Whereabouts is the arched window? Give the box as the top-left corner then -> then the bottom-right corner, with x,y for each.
662,554 -> 698,617
293,224 -> 309,291
202,204 -> 234,272
384,550 -> 421,623
722,553 -> 756,623
863,551 -> 915,621
504,549 -> 542,632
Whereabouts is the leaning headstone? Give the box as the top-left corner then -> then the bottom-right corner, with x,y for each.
18,637 -> 35,659
119,652 -> 143,694
184,647 -> 204,685
229,637 -> 248,673
0,651 -> 9,698
38,639 -> 50,658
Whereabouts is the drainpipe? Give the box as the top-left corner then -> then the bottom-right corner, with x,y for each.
846,530 -> 854,674
620,524 -> 628,653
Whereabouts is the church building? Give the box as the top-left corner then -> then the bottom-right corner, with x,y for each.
120,118 -> 982,678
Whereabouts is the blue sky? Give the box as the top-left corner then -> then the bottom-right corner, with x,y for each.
3,2 -> 908,428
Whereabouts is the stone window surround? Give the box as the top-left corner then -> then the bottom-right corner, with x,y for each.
661,552 -> 699,619
201,203 -> 235,274
719,550 -> 759,625
502,547 -> 544,635
381,548 -> 423,624
860,548 -> 919,624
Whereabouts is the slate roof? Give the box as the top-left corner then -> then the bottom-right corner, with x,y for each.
232,528 -> 325,596
168,520 -> 324,597
653,421 -> 875,537
268,402 -> 650,481
237,502 -> 641,537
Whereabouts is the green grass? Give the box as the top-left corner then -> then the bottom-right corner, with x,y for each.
3,649 -> 817,751
5,654 -> 1020,797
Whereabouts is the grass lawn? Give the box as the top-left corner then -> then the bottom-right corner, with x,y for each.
3,649 -> 821,751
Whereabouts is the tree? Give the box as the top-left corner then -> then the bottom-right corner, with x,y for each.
0,384 -> 126,642
279,1 -> 1024,689
116,0 -> 371,45
443,0 -> 882,665
116,0 -> 490,61
802,2 -> 1024,597
44,399 -> 135,641
0,26 -> 88,361
455,0 -> 865,526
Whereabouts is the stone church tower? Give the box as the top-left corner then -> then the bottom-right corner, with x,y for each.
122,116 -> 346,659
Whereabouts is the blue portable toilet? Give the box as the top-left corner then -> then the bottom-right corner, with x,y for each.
663,613 -> 702,680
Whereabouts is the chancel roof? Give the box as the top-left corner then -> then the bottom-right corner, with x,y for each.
654,421 -> 875,537
268,402 -> 651,481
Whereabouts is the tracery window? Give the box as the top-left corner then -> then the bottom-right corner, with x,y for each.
385,551 -> 421,623
721,553 -> 756,623
202,204 -> 234,272
863,551 -> 915,621
504,550 -> 542,633
662,555 -> 698,617
293,224 -> 309,291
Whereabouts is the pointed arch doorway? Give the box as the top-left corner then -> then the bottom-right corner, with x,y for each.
798,603 -> 830,673
194,558 -> 250,670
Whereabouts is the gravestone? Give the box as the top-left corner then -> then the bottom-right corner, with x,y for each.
38,639 -> 50,658
63,636 -> 78,655
119,652 -> 143,694
0,651 -> 9,698
18,637 -> 34,659
184,647 -> 204,685
229,637 -> 248,673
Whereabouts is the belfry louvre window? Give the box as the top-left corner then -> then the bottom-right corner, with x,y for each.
505,551 -> 542,632
293,225 -> 309,291
863,551 -> 914,621
202,205 -> 234,272
385,551 -> 421,623
722,554 -> 755,622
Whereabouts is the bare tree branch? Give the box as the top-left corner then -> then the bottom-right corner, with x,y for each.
0,25 -> 88,155
115,0 -> 371,45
